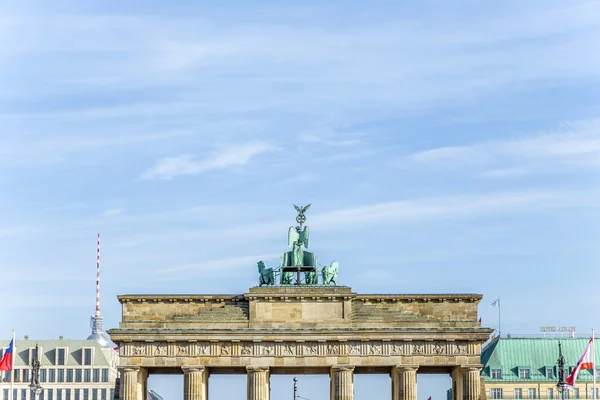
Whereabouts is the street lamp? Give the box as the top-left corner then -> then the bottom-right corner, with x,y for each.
556,342 -> 568,399
29,343 -> 43,400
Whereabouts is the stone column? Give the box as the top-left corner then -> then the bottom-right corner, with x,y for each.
119,366 -> 141,400
247,366 -> 270,400
451,367 -> 464,400
182,366 -> 209,400
392,366 -> 418,400
330,366 -> 354,400
462,365 -> 483,400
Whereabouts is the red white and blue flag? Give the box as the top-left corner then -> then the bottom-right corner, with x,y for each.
0,338 -> 14,371
566,338 -> 594,387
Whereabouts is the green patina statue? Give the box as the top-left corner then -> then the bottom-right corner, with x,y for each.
256,204 -> 341,286
322,261 -> 339,286
257,261 -> 275,286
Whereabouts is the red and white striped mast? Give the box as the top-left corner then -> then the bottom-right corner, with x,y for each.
87,233 -> 108,346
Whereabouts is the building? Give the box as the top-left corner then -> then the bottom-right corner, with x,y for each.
1,338 -> 119,400
479,336 -> 600,400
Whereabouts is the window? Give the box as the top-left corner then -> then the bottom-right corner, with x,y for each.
21,389 -> 26,400
67,368 -> 74,382
519,368 -> 530,379
83,349 -> 93,365
74,389 -> 80,400
546,368 -> 553,379
58,369 -> 64,382
92,389 -> 98,400
39,391 -> 44,400
528,388 -> 536,399
101,368 -> 108,382
22,369 -> 29,383
83,389 -> 89,400
58,390 -> 63,400
84,369 -> 91,383
93,368 -> 100,383
491,388 -> 503,399
14,369 -> 20,383
101,389 -> 107,400
3,371 -> 11,383
3,389 -> 8,400
66,389 -> 71,400
514,388 -> 523,399
48,389 -> 54,400
491,368 -> 502,379
49,368 -> 56,383
547,388 -> 554,399
573,388 -> 579,399
75,369 -> 82,383
109,389 -> 114,400
40,369 -> 47,383
57,348 -> 66,365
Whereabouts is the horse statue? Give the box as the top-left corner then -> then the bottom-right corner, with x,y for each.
321,261 -> 339,286
305,269 -> 318,285
257,261 -> 275,286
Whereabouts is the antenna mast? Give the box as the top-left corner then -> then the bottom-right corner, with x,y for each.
87,233 -> 108,346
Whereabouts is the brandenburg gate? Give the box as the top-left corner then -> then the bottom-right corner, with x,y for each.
108,205 -> 492,400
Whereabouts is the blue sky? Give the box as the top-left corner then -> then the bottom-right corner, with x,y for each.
1,0 -> 600,398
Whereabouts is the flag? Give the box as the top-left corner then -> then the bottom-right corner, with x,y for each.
565,338 -> 594,387
479,318 -> 482,323
427,397 -> 432,400
490,299 -> 499,307
0,339 -> 14,371
113,346 -> 120,352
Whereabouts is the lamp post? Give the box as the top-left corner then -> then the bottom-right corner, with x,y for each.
556,342 -> 568,400
29,344 -> 43,400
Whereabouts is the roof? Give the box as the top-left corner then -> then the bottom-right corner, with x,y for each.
0,339 -> 117,368
481,337 -> 599,382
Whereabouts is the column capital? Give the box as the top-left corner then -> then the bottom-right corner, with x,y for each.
331,365 -> 355,372
395,365 -> 419,372
182,365 -> 206,373
460,365 -> 483,372
118,366 -> 140,373
246,366 -> 270,373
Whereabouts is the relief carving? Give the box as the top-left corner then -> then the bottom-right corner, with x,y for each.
326,343 -> 340,355
368,343 -> 382,355
220,344 -> 231,356
283,343 -> 296,356
196,343 -> 210,356
262,343 -> 275,356
131,344 -> 145,356
348,343 -> 361,356
153,344 -> 167,356
304,343 -> 318,356
390,342 -> 404,355
433,343 -> 445,354
413,342 -> 424,354
241,343 -> 253,356
454,342 -> 468,355
177,344 -> 188,356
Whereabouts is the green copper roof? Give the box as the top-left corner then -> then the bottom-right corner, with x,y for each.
481,337 -> 599,382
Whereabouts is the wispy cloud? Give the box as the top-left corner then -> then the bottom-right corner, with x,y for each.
141,142 -> 276,180
409,118 -> 600,170
102,209 -> 125,216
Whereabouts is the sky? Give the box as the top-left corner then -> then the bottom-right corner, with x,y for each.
1,0 -> 600,398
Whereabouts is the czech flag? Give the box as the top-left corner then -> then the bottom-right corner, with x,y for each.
566,338 -> 594,387
0,339 -> 14,371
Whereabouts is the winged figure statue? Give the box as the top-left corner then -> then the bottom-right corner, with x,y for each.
293,203 -> 311,227
288,225 -> 309,266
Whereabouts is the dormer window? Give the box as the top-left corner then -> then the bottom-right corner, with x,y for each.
27,346 -> 41,365
519,368 -> 530,379
56,348 -> 67,365
491,368 -> 502,379
83,348 -> 93,365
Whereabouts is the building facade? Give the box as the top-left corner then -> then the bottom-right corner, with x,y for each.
479,337 -> 600,400
0,339 -> 119,400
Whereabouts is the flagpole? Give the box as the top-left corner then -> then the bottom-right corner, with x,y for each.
498,298 -> 501,337
593,328 -> 596,400
10,330 -> 15,400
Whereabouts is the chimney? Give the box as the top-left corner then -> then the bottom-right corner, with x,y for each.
24,335 -> 29,340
